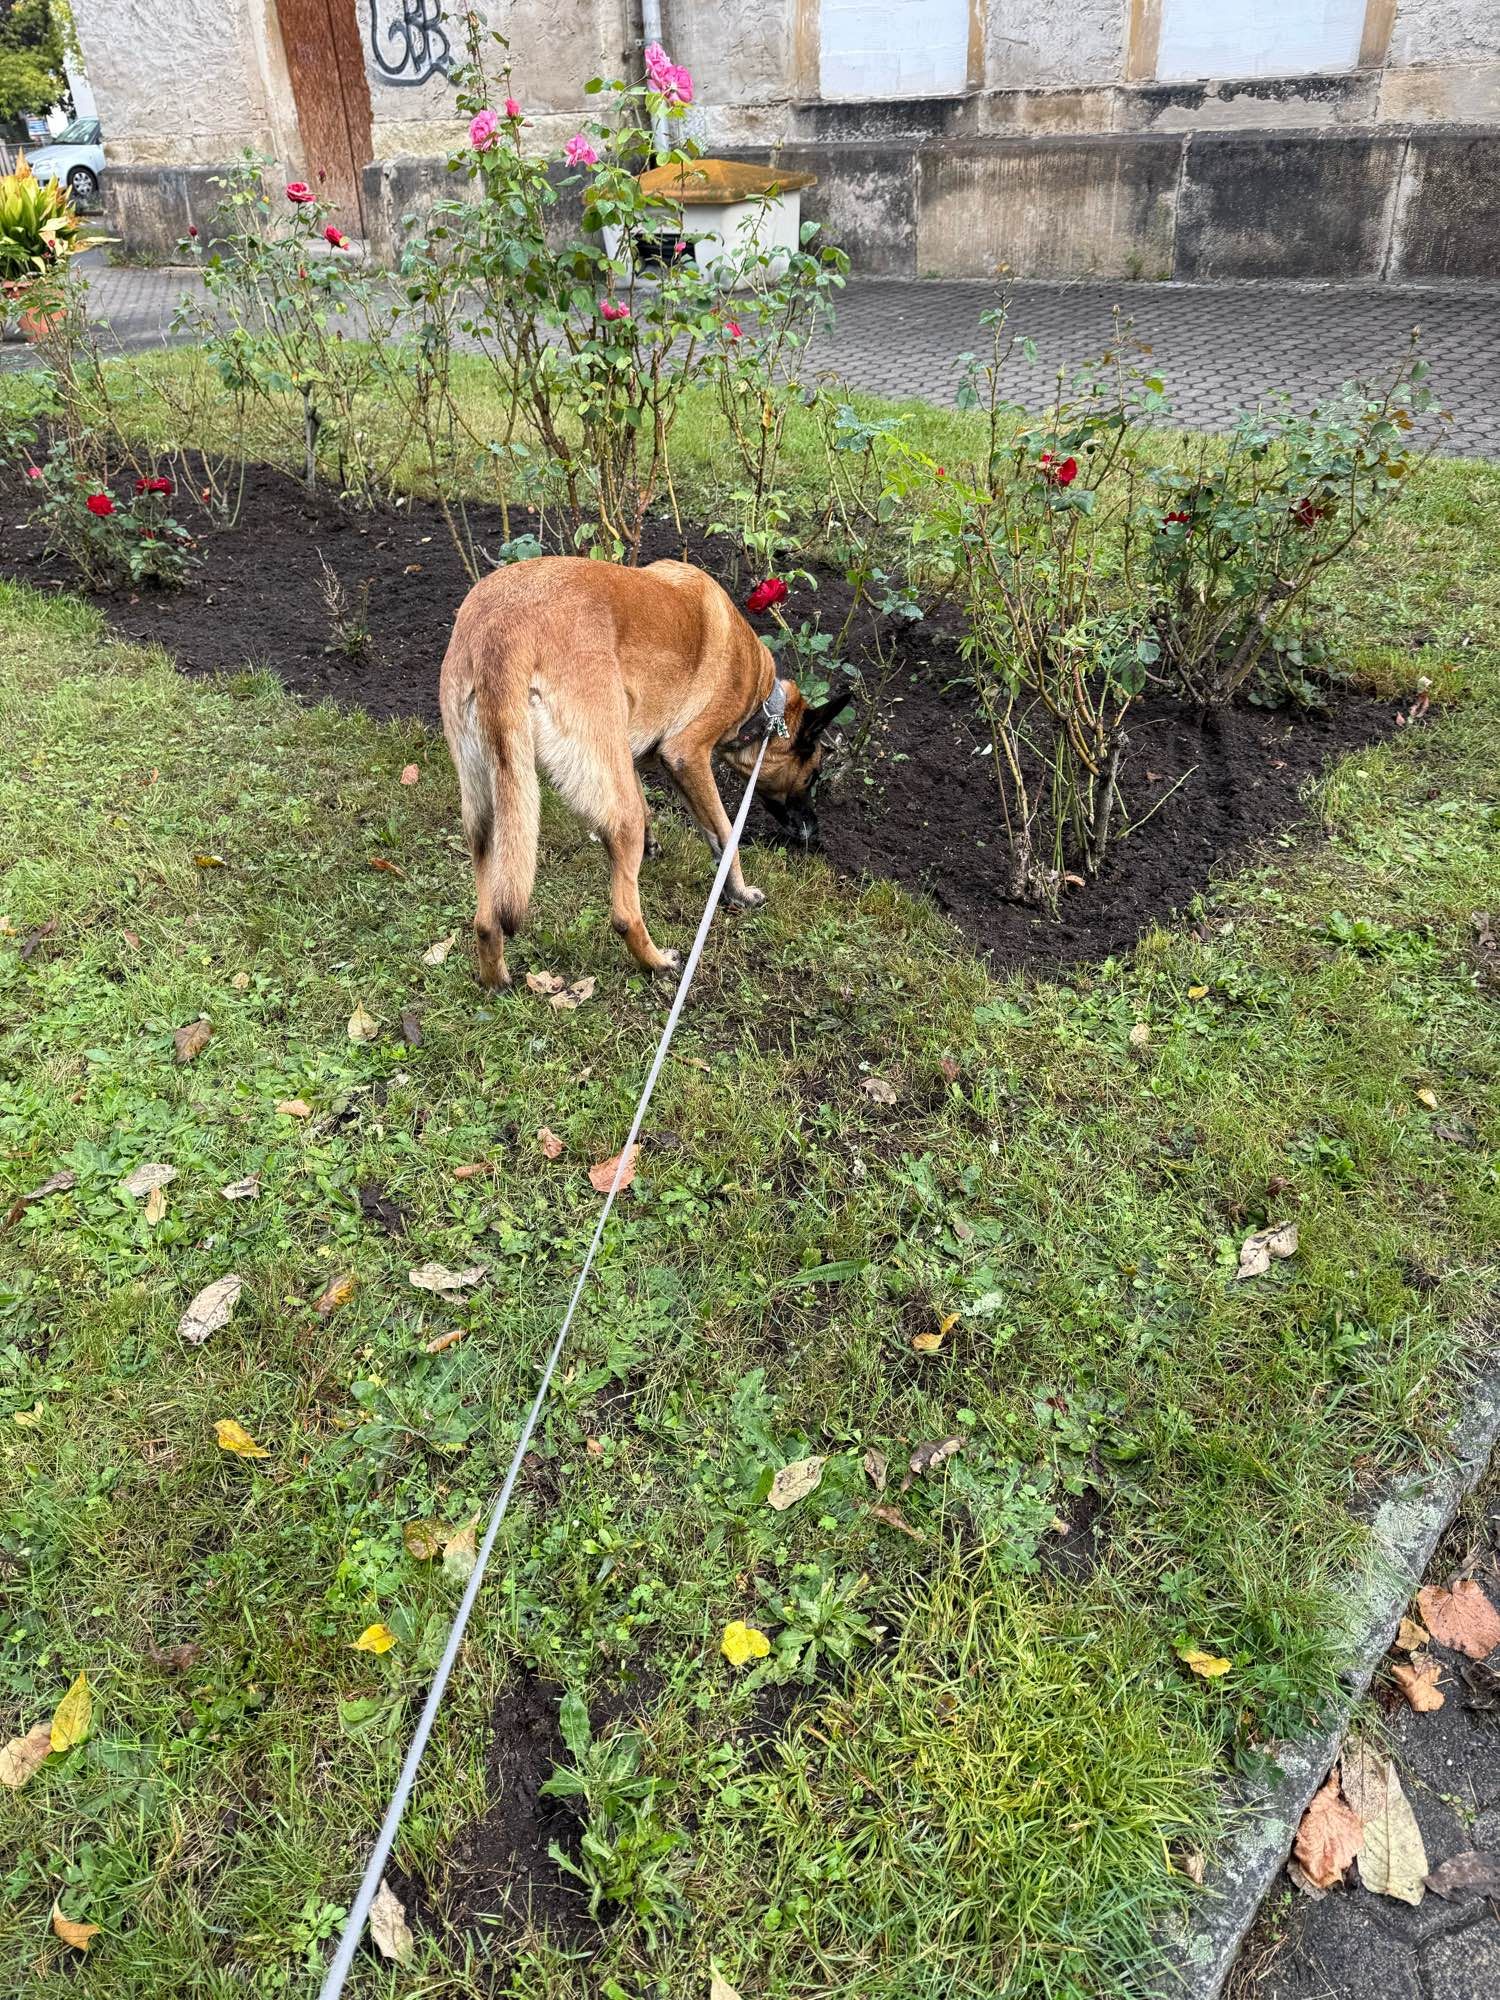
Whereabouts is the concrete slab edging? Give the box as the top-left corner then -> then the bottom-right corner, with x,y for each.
1155,1355 -> 1500,1998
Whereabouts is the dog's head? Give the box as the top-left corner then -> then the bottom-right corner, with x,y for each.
722,683 -> 853,849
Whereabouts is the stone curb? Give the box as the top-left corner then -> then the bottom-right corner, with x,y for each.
1156,1357 -> 1500,1998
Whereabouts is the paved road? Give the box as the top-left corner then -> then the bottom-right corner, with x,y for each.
5,256 -> 1499,455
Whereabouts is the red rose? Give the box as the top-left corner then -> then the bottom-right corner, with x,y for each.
323,224 -> 349,248
285,182 -> 313,204
1039,451 -> 1078,488
147,475 -> 174,495
745,577 -> 788,615
1290,496 -> 1330,528
1163,509 -> 1190,526
86,493 -> 114,518
723,318 -> 743,340
187,224 -> 199,239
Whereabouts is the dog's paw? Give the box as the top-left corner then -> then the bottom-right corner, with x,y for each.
652,947 -> 682,977
727,882 -> 766,910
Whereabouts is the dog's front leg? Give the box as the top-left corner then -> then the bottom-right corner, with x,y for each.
661,745 -> 765,908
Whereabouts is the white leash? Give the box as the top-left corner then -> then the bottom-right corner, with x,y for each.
316,734 -> 772,2000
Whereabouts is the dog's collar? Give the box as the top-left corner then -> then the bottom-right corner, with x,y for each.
729,667 -> 789,747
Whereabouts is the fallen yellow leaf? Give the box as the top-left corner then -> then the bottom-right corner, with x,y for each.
276,1098 -> 311,1119
1415,1087 -> 1439,1110
721,1621 -> 771,1668
49,1672 -> 92,1753
353,1623 -> 397,1655
50,1902 -> 100,1952
1179,1647 -> 1232,1679
1187,984 -> 1209,1000
144,1183 -> 167,1227
214,1418 -> 269,1459
313,1274 -> 356,1317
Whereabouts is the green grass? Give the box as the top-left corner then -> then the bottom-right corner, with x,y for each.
1,406 -> 1499,1997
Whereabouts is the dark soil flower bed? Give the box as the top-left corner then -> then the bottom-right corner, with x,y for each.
1,458 -> 1393,970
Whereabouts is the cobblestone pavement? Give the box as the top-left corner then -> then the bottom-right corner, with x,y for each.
1229,1480 -> 1500,2000
5,257 -> 1500,457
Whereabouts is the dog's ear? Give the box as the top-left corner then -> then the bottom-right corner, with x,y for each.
794,691 -> 854,756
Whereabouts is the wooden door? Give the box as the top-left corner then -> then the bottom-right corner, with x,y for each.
277,0 -> 374,233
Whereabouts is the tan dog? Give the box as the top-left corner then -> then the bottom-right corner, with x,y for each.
438,556 -> 849,986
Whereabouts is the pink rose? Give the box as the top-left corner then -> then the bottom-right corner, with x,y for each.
564,133 -> 599,167
24,465 -> 42,479
644,42 -> 692,105
285,182 -> 313,205
504,98 -> 521,119
469,109 -> 500,151
600,298 -> 631,322
723,319 -> 743,340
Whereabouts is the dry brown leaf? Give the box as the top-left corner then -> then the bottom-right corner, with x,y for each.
871,1501 -> 924,1542
902,1436 -> 965,1489
1236,1220 -> 1299,1280
231,970 -> 250,990
370,1877 -> 415,1964
709,1974 -> 742,2000
173,1018 -> 212,1064
1425,1851 -> 1500,1900
912,1330 -> 945,1354
862,1446 -> 888,1492
120,1162 -> 176,1198
1342,1740 -> 1427,1904
1286,1856 -> 1329,1899
144,1640 -> 202,1673
276,1098 -> 311,1119
423,1327 -> 466,1354
1391,1656 -> 1445,1713
50,1903 -> 100,1952
860,1075 -> 897,1106
589,1144 -> 639,1195
1292,1771 -> 1364,1890
453,1161 -> 496,1181
399,764 -> 420,786
1175,1847 -> 1206,1886
1395,1615 -> 1429,1653
369,856 -> 406,879
537,1126 -> 565,1160
23,1169 -> 76,1202
1417,1580 -> 1500,1661
1128,1022 -> 1152,1048
408,1261 -> 487,1294
767,1456 -> 826,1512
178,1273 -> 244,1346
144,1183 -> 167,1227
347,1001 -> 380,1044
569,976 -> 596,1002
221,1173 -> 261,1201
526,971 -> 565,995
313,1274 -> 356,1317
403,1519 -> 443,1561
422,933 -> 456,966
0,1722 -> 51,1789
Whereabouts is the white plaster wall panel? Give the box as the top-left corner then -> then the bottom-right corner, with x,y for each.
670,0 -> 792,109
71,0 -> 275,161
1157,0 -> 1367,81
819,0 -> 969,98
1388,0 -> 1500,66
986,0 -> 1126,88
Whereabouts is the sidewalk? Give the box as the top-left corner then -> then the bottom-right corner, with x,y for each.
5,256 -> 1500,456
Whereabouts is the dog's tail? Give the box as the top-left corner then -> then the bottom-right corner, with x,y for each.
442,638 -> 539,984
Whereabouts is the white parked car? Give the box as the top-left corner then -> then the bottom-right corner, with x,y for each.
24,118 -> 104,206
